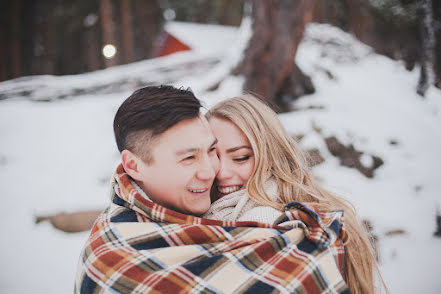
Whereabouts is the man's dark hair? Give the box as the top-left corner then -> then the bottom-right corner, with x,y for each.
114,85 -> 202,163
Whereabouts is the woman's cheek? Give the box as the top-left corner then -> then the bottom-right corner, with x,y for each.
240,162 -> 254,181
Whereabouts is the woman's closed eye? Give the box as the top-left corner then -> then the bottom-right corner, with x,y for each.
234,155 -> 251,162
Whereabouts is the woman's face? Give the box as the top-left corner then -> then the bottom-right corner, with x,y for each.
209,117 -> 255,201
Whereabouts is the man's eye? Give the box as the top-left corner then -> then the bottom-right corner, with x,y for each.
183,155 -> 195,161
234,155 -> 250,162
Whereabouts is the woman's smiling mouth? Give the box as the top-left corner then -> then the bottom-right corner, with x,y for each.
217,185 -> 243,194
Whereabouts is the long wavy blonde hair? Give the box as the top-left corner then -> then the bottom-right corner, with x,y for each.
206,95 -> 387,294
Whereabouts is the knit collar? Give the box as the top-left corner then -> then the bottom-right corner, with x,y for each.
203,178 -> 279,221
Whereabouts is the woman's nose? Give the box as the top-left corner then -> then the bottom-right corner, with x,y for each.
196,156 -> 217,181
216,159 -> 233,180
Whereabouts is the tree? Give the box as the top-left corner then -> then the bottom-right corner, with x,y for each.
238,0 -> 315,110
40,0 -> 57,74
416,0 -> 434,96
0,24 -> 6,81
313,0 -> 420,70
313,0 -> 441,94
10,0 -> 21,79
0,1 -> 10,81
120,0 -> 134,64
215,0 -> 244,26
431,0 -> 440,88
83,7 -> 102,72
133,0 -> 162,61
100,0 -> 119,67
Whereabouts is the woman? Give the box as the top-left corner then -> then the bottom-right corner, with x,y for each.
203,95 -> 387,294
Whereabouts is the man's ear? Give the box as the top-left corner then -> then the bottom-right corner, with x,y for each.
121,149 -> 144,181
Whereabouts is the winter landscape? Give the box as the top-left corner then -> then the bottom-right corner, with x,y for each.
1,21 -> 440,293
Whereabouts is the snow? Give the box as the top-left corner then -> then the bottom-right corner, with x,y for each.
1,22 -> 440,293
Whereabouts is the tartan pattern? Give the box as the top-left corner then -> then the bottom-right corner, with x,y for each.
75,164 -> 350,293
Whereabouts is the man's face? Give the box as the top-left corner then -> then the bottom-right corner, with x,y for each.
135,116 -> 219,216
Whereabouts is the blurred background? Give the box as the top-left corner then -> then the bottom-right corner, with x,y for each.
0,0 -> 243,79
1,0 -> 440,101
1,1 -> 441,293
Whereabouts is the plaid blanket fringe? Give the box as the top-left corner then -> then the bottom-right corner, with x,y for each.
75,164 -> 350,293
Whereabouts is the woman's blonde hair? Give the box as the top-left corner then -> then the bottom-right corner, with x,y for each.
207,94 -> 387,294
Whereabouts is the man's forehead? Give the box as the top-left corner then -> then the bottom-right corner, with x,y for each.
154,116 -> 216,154
173,126 -> 216,155
174,138 -> 217,156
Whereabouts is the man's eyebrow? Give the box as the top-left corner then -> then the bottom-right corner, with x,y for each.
175,138 -> 218,156
226,145 -> 252,153
175,147 -> 199,156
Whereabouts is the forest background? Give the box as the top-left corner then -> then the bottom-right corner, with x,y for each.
1,0 -> 440,103
1,0 -> 441,293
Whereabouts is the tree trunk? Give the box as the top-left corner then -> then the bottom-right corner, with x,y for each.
433,0 -> 441,89
195,0 -> 212,23
133,0 -> 162,61
312,0 -> 346,28
10,0 -> 21,78
21,0 -> 38,76
32,0 -> 47,75
120,0 -> 134,64
0,2 -> 8,81
100,0 -> 119,67
343,0 -> 373,42
84,18 -> 102,72
216,0 -> 244,26
41,0 -> 56,74
416,0 -> 435,96
239,0 -> 314,109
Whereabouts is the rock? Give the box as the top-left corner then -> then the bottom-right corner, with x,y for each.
384,229 -> 407,236
324,136 -> 384,178
434,212 -> 441,238
292,133 -> 305,142
306,148 -> 325,166
35,209 -> 102,233
389,139 -> 399,146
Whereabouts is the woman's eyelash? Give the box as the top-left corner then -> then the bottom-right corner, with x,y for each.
234,156 -> 250,162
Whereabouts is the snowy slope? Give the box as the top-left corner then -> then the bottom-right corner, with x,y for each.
0,22 -> 440,293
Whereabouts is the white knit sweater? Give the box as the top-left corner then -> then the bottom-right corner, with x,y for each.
203,180 -> 283,225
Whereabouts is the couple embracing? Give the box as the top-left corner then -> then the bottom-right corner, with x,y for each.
75,85 -> 385,294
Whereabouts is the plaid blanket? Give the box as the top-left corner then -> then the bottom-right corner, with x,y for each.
75,164 -> 350,294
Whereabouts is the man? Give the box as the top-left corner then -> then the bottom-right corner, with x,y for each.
75,85 -> 220,292
114,85 -> 219,216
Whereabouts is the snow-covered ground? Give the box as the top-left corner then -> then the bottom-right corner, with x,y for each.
0,22 -> 440,293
